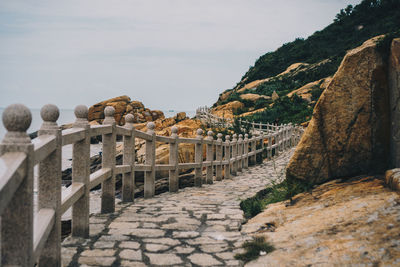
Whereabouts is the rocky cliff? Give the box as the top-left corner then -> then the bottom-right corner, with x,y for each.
286,37 -> 399,185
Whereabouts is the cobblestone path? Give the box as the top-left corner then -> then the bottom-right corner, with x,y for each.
62,149 -> 294,266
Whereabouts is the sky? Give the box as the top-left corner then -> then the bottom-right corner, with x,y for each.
0,0 -> 361,111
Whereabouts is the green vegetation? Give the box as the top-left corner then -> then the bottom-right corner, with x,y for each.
234,236 -> 274,263
240,178 -> 313,219
244,95 -> 313,125
240,0 -> 400,86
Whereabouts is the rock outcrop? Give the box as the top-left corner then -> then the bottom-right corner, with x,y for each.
243,176 -> 400,266
286,36 -> 393,184
88,96 -> 164,125
389,38 -> 400,168
287,77 -> 332,103
211,101 -> 244,119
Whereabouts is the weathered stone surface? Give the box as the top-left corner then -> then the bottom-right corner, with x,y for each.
119,249 -> 142,261
244,176 -> 400,266
81,249 -> 115,257
188,253 -> 222,266
286,36 -> 391,184
88,95 -> 164,125
78,256 -> 116,266
211,101 -> 244,119
240,93 -> 270,102
120,241 -> 141,249
389,38 -> 400,168
145,253 -> 182,265
174,112 -> 187,122
145,244 -> 169,252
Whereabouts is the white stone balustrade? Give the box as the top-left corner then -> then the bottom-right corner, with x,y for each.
0,103 -> 302,266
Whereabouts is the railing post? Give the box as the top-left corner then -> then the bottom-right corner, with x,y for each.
268,134 -> 272,159
194,129 -> 203,187
238,134 -> 243,172
216,133 -> 223,181
122,114 -> 135,202
206,130 -> 214,184
250,134 -> 256,165
261,132 -> 265,159
102,106 -> 116,212
259,122 -> 262,133
38,104 -> 61,266
244,134 -> 249,169
72,105 -> 91,236
0,104 -> 34,266
231,134 -> 238,175
145,122 -> 156,198
224,135 -> 231,179
169,126 -> 179,192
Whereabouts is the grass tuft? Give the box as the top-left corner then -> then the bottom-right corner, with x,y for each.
234,236 -> 274,263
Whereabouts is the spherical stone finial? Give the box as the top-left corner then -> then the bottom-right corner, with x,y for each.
196,128 -> 203,136
225,135 -> 230,141
239,134 -> 243,139
217,133 -> 223,139
104,106 -> 115,117
2,103 -> 32,132
232,134 -> 237,139
74,105 -> 88,119
147,121 -> 155,131
171,126 -> 178,134
207,131 -> 213,137
245,134 -> 249,139
40,104 -> 59,122
125,113 -> 134,123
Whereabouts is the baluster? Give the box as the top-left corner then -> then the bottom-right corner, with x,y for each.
0,104 -> 34,266
250,134 -> 256,165
71,106 -> 91,236
268,134 -> 272,159
145,122 -> 156,198
101,106 -> 116,212
244,134 -> 249,169
238,134 -> 243,172
206,131 -> 214,184
122,114 -> 135,202
169,126 -> 179,192
194,129 -> 203,187
224,135 -> 231,179
231,134 -> 238,175
216,133 -> 223,181
38,104 -> 61,266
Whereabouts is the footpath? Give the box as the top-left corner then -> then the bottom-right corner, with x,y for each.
62,149 -> 295,267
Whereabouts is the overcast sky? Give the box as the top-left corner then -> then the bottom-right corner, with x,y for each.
0,0 -> 361,111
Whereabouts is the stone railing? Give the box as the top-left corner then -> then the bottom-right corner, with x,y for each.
0,103 -> 302,266
196,105 -> 284,133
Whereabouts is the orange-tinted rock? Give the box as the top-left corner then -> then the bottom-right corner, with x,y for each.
286,36 -> 391,184
211,101 -> 244,119
174,112 -> 187,122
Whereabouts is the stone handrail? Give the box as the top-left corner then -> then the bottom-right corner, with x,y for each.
0,103 -> 302,266
196,105 -> 283,133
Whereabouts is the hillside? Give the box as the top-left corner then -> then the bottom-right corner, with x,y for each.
212,0 -> 400,124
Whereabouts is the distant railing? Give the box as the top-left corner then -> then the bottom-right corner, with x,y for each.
0,103 -> 302,266
196,105 -> 282,133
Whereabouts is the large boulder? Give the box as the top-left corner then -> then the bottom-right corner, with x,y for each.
286,36 -> 392,184
211,100 -> 244,119
88,96 -> 164,125
389,38 -> 400,168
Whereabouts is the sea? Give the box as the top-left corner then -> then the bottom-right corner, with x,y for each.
0,108 -> 196,141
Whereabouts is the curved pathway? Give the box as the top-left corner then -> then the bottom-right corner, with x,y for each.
62,149 -> 294,267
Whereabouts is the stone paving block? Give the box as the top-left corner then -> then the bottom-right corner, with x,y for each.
120,249 -> 142,261
93,241 -> 115,249
120,261 -> 147,267
109,222 -> 140,229
173,245 -> 196,254
120,241 -> 141,249
145,253 -> 183,265
145,243 -> 170,252
188,253 -> 223,266
172,231 -> 200,238
78,256 -> 116,266
143,238 -> 181,246
81,249 -> 115,257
